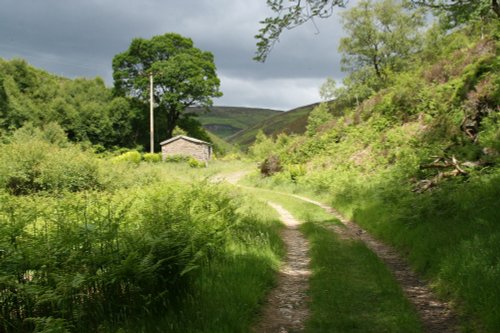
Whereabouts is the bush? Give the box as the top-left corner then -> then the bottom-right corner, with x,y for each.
219,152 -> 242,161
143,152 -> 162,163
286,164 -> 306,183
164,154 -> 189,163
260,155 -> 282,177
0,132 -> 101,194
112,150 -> 142,164
249,130 -> 276,160
188,157 -> 206,168
306,103 -> 333,136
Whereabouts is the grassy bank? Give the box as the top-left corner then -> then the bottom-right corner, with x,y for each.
328,170 -> 500,332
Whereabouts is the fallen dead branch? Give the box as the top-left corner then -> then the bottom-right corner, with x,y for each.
413,156 -> 486,193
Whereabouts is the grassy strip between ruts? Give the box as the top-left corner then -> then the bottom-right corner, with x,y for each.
302,222 -> 422,333
244,188 -> 422,332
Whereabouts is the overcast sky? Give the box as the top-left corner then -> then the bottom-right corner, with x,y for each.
0,0 -> 348,110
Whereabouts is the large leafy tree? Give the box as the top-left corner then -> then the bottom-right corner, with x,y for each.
339,0 -> 424,81
255,0 -> 499,61
318,0 -> 424,105
112,33 -> 222,141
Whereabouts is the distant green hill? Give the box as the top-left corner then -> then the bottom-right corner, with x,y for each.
186,106 -> 281,139
206,130 -> 238,155
227,102 -> 320,148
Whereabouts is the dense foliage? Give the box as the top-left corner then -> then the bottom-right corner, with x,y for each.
0,58 -> 138,148
251,21 -> 500,331
0,127 -> 282,332
0,57 -> 215,152
413,0 -> 500,27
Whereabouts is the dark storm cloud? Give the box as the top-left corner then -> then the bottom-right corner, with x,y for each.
0,0 -> 347,109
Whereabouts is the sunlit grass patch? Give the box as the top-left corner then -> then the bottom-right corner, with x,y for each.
302,222 -> 422,333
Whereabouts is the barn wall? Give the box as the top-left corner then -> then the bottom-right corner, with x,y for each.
161,139 -> 211,162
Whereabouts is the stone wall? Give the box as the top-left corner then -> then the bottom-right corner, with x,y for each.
161,138 -> 211,162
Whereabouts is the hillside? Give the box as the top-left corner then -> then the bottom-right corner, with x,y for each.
249,25 -> 500,331
206,130 -> 238,154
0,58 -> 139,148
186,106 -> 281,139
227,102 -> 320,148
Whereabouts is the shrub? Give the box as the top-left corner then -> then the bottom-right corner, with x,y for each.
286,164 -> 306,183
0,133 -> 101,194
112,151 -> 141,164
165,154 -> 190,163
260,155 -> 282,177
249,130 -> 276,160
219,152 -> 242,161
306,103 -> 333,136
188,157 -> 205,168
92,143 -> 106,154
143,152 -> 162,163
36,146 -> 101,192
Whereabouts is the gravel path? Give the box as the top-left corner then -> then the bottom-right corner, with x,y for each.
252,202 -> 311,333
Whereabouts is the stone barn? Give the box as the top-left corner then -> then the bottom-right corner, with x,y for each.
160,135 -> 212,162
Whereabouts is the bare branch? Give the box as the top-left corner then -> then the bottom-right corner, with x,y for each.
255,0 -> 349,62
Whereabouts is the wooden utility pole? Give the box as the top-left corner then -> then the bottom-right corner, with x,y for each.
149,72 -> 154,153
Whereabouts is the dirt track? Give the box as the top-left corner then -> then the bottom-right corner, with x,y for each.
252,203 -> 311,333
218,171 -> 459,332
291,194 -> 459,333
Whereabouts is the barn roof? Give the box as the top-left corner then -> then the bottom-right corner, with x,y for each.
159,135 -> 212,146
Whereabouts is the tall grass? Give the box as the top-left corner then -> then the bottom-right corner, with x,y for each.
334,170 -> 500,331
0,128 -> 283,332
130,195 -> 284,333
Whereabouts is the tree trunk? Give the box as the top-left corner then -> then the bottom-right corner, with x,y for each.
372,44 -> 382,79
166,108 -> 180,139
492,0 -> 500,18
373,58 -> 382,78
